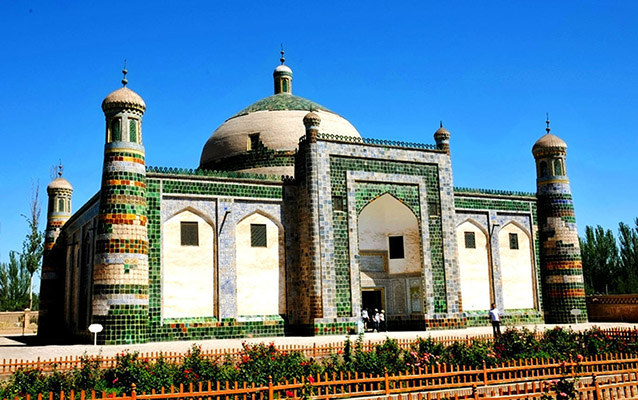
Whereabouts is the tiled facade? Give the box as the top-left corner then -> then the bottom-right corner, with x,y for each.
38,63 -> 587,344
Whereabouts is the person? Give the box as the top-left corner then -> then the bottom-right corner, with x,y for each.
373,309 -> 380,332
379,309 -> 386,332
361,308 -> 369,331
489,302 -> 501,337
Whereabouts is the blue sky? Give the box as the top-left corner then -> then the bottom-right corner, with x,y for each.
1,1 -> 637,289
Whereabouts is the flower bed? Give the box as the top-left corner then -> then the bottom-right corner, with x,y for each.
1,326 -> 635,399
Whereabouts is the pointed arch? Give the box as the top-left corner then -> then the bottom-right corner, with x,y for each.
456,218 -> 489,237
456,219 -> 491,311
162,208 -> 216,319
236,209 -> 284,232
358,192 -> 418,220
358,193 -> 421,275
498,220 -> 535,310
235,209 -> 286,316
166,206 -> 215,230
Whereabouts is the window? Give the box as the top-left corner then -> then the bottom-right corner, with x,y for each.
539,161 -> 548,177
58,198 -> 65,213
251,224 -> 267,247
129,119 -> 138,143
464,231 -> 476,249
180,221 -> 199,246
332,195 -> 344,211
388,236 -> 404,259
509,233 -> 519,250
554,159 -> 563,176
110,119 -> 121,142
282,79 -> 289,93
248,133 -> 260,151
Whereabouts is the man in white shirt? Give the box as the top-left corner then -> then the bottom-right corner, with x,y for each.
489,303 -> 501,337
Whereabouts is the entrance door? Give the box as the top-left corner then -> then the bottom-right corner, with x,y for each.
362,288 -> 384,314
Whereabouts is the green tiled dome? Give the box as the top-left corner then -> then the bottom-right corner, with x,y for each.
229,94 -> 331,120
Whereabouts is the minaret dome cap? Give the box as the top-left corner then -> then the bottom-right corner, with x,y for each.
274,63 -> 293,77
532,133 -> 567,156
102,87 -> 146,113
47,177 -> 73,191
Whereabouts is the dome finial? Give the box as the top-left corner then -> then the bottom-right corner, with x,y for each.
440,120 -> 443,128
58,160 -> 63,177
546,113 -> 551,134
280,44 -> 285,64
121,59 -> 128,87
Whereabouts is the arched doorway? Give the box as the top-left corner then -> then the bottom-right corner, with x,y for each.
357,193 -> 422,326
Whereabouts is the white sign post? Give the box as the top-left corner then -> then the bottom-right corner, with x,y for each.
570,308 -> 582,324
88,324 -> 103,346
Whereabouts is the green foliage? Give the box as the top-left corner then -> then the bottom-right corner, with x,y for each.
1,329 -> 637,397
494,327 -> 542,360
580,218 -> 638,294
580,225 -> 620,294
444,340 -> 495,368
235,342 -> 319,385
0,251 -> 30,311
539,327 -> 580,359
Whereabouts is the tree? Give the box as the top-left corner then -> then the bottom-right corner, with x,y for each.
617,218 -> 638,292
21,184 -> 44,310
0,251 -> 30,310
580,225 -> 620,294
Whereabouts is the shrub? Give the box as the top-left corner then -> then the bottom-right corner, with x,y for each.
494,327 -> 542,360
540,327 -> 580,359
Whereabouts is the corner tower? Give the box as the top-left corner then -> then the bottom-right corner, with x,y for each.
92,67 -> 149,344
532,116 -> 587,323
38,165 -> 73,339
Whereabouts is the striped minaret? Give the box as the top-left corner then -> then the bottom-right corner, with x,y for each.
92,67 -> 149,344
38,164 -> 73,339
533,116 -> 587,324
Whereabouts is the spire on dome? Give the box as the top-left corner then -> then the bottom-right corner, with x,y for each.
273,47 -> 293,94
121,60 -> 128,87
546,113 -> 551,134
58,161 -> 63,177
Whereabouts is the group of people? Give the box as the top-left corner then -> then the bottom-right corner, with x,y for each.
359,303 -> 501,337
361,308 -> 386,332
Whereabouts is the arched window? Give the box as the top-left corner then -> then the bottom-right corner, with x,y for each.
554,159 -> 563,176
129,119 -> 138,143
282,79 -> 288,93
110,119 -> 121,142
539,161 -> 548,177
57,198 -> 65,212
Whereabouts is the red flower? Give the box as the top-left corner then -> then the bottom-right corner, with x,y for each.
307,376 -> 315,383
285,390 -> 294,398
337,350 -> 343,354
576,354 -> 584,362
112,378 -> 119,384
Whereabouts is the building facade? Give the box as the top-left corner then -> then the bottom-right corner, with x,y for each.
38,57 -> 588,344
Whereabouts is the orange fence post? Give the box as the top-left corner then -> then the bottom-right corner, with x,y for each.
268,375 -> 273,400
482,361 -> 488,386
384,368 -> 390,395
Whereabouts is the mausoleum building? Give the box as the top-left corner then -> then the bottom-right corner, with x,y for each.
38,55 -> 588,344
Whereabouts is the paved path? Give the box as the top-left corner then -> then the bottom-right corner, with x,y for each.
0,322 -> 635,361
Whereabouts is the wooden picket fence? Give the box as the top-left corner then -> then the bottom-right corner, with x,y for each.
2,327 -> 637,376
7,353 -> 638,400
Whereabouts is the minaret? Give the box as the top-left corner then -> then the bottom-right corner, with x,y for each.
273,48 -> 293,94
92,65 -> 149,344
434,121 -> 451,154
38,164 -> 73,339
532,116 -> 587,323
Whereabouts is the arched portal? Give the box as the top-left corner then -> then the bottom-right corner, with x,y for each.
235,211 -> 285,316
499,222 -> 535,310
456,220 -> 491,311
357,193 -> 421,320
162,209 -> 215,319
